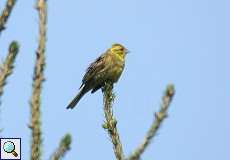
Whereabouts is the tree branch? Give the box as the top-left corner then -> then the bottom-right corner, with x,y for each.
126,84 -> 175,160
0,0 -> 17,34
50,133 -> 72,160
0,41 -> 19,104
102,82 -> 124,160
29,0 -> 47,160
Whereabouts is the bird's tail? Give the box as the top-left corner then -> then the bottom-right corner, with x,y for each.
66,86 -> 86,109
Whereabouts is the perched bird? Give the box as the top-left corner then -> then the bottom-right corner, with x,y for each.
66,43 -> 129,109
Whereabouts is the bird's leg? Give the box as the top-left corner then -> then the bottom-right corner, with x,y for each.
102,81 -> 113,93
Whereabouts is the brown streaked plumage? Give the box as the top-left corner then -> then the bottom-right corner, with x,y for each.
66,43 -> 128,109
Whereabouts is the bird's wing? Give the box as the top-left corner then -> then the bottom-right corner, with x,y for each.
82,53 -> 107,85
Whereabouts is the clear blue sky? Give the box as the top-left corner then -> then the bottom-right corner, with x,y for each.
0,0 -> 229,159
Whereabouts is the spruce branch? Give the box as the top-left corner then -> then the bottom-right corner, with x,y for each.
29,0 -> 47,160
0,41 -> 19,104
102,82 -> 124,160
127,84 -> 175,160
50,133 -> 72,160
0,0 -> 17,34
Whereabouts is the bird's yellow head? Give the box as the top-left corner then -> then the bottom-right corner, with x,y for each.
110,43 -> 129,60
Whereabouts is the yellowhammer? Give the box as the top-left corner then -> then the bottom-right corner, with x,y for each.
66,43 -> 129,109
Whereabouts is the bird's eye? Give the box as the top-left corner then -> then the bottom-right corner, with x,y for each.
119,48 -> 124,51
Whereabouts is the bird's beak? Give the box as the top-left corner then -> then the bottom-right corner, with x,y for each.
125,49 -> 130,54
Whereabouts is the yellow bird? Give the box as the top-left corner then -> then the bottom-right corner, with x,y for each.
66,43 -> 129,109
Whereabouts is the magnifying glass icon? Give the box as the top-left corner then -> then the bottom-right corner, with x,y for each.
3,141 -> 18,157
